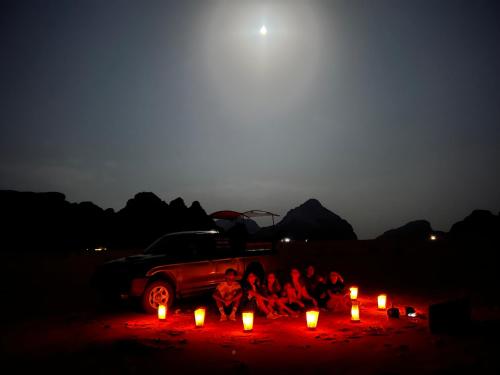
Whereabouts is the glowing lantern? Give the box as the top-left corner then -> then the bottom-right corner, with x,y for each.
306,310 -> 319,329
351,303 -> 360,322
350,286 -> 358,300
158,304 -> 167,321
242,312 -> 254,332
378,294 -> 387,310
194,308 -> 206,327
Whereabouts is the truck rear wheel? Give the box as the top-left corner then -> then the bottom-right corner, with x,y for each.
142,280 -> 175,314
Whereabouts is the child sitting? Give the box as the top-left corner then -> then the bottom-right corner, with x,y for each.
282,268 -> 317,310
320,271 -> 351,312
213,268 -> 242,321
241,272 -> 279,319
262,272 -> 297,316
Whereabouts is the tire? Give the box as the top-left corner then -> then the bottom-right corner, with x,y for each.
141,280 -> 175,314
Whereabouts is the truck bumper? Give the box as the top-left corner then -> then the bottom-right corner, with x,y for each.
130,278 -> 148,297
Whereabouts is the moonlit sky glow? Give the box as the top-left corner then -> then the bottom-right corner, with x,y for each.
1,0 -> 500,238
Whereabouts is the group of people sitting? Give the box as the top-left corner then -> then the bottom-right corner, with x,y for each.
212,265 -> 351,321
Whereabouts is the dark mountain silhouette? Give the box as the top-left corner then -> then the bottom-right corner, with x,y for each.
258,198 -> 357,240
113,193 -> 215,248
0,190 -> 215,252
376,220 -> 433,241
216,218 -> 260,234
449,209 -> 500,243
4,189 -> 498,252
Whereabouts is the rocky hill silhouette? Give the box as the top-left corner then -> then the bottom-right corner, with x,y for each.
257,198 -> 357,240
376,220 -> 433,241
448,209 -> 500,243
2,189 -> 498,252
0,190 -> 215,252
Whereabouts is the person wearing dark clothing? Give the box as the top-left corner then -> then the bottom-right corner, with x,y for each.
241,272 -> 279,319
320,271 -> 351,312
304,265 -> 328,303
282,268 -> 318,311
262,272 -> 297,316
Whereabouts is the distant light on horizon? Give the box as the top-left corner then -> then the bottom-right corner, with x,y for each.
430,235 -> 437,241
260,25 -> 268,35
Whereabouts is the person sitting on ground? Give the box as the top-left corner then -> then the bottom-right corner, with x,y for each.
282,268 -> 317,311
303,265 -> 326,301
241,272 -> 279,319
262,272 -> 297,317
213,268 -> 242,321
320,271 -> 351,312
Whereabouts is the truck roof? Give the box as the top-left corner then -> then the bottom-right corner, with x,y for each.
164,230 -> 220,236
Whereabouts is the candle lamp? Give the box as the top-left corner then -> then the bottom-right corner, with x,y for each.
306,310 -> 319,329
194,308 -> 206,327
378,294 -> 387,310
242,312 -> 254,332
351,302 -> 360,322
350,286 -> 358,300
158,304 -> 167,321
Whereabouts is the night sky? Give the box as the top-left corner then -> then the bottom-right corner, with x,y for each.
1,0 -> 499,239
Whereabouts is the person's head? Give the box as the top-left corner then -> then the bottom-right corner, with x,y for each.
290,268 -> 301,281
225,268 -> 237,283
329,271 -> 340,284
246,272 -> 257,285
267,272 -> 276,286
306,265 -> 315,278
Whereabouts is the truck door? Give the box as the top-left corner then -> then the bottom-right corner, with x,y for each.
212,236 -> 244,283
174,234 -> 216,295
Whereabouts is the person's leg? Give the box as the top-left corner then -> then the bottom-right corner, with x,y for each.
277,299 -> 295,316
296,299 -> 305,309
215,299 -> 228,321
256,296 -> 278,319
256,297 -> 270,315
342,294 -> 352,313
264,298 -> 277,315
270,297 -> 285,315
326,297 -> 334,311
328,295 -> 344,312
229,295 -> 242,321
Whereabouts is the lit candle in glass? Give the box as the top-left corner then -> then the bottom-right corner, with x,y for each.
377,294 -> 387,310
242,312 -> 254,332
350,286 -> 358,300
158,304 -> 167,321
351,303 -> 360,322
194,308 -> 206,327
306,310 -> 319,329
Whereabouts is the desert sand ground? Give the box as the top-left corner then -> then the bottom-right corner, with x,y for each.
1,241 -> 499,374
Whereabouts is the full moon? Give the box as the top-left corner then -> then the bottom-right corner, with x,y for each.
259,25 -> 267,36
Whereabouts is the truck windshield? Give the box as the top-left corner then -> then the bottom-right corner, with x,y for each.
144,233 -> 217,259
144,235 -> 178,255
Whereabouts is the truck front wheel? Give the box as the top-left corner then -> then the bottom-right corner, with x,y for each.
142,280 -> 175,314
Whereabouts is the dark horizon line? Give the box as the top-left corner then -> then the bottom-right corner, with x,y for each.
2,188 -> 499,240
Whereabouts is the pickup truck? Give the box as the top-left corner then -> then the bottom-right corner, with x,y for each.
92,230 -> 279,313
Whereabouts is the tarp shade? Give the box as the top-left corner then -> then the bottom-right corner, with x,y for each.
210,210 -> 245,220
210,210 -> 279,220
242,210 -> 280,218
